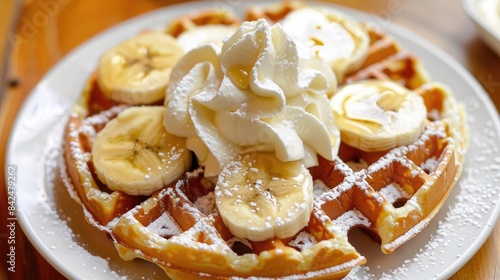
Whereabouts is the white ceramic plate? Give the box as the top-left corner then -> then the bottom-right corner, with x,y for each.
464,0 -> 500,56
6,1 -> 500,279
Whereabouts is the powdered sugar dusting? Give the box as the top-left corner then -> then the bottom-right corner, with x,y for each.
168,217 -> 231,254
194,192 -> 217,215
421,156 -> 439,173
335,210 -> 371,236
379,183 -> 411,204
288,232 -> 318,251
147,212 -> 181,238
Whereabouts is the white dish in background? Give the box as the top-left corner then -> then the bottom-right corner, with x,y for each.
464,0 -> 500,56
6,1 -> 500,279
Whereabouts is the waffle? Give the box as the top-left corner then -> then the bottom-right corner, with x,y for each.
61,2 -> 467,279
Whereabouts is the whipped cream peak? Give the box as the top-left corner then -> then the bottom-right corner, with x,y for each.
164,45 -> 221,138
164,19 -> 340,176
218,19 -> 336,118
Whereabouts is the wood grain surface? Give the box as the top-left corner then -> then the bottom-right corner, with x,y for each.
0,0 -> 499,279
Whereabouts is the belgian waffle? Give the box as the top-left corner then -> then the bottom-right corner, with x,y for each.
61,1 -> 467,279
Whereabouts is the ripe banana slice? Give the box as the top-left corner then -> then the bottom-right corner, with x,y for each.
215,153 -> 313,241
330,80 -> 427,152
280,7 -> 369,82
92,106 -> 192,195
97,31 -> 184,105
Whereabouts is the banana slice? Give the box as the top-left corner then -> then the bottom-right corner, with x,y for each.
330,80 -> 427,152
92,106 -> 192,195
215,153 -> 313,241
98,31 -> 184,105
280,7 -> 370,82
176,24 -> 238,52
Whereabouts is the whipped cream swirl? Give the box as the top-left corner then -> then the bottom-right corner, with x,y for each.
164,19 -> 340,176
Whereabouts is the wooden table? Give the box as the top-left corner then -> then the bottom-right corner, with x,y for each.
0,0 -> 499,279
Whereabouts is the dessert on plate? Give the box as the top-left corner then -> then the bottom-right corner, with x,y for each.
61,1 -> 468,279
